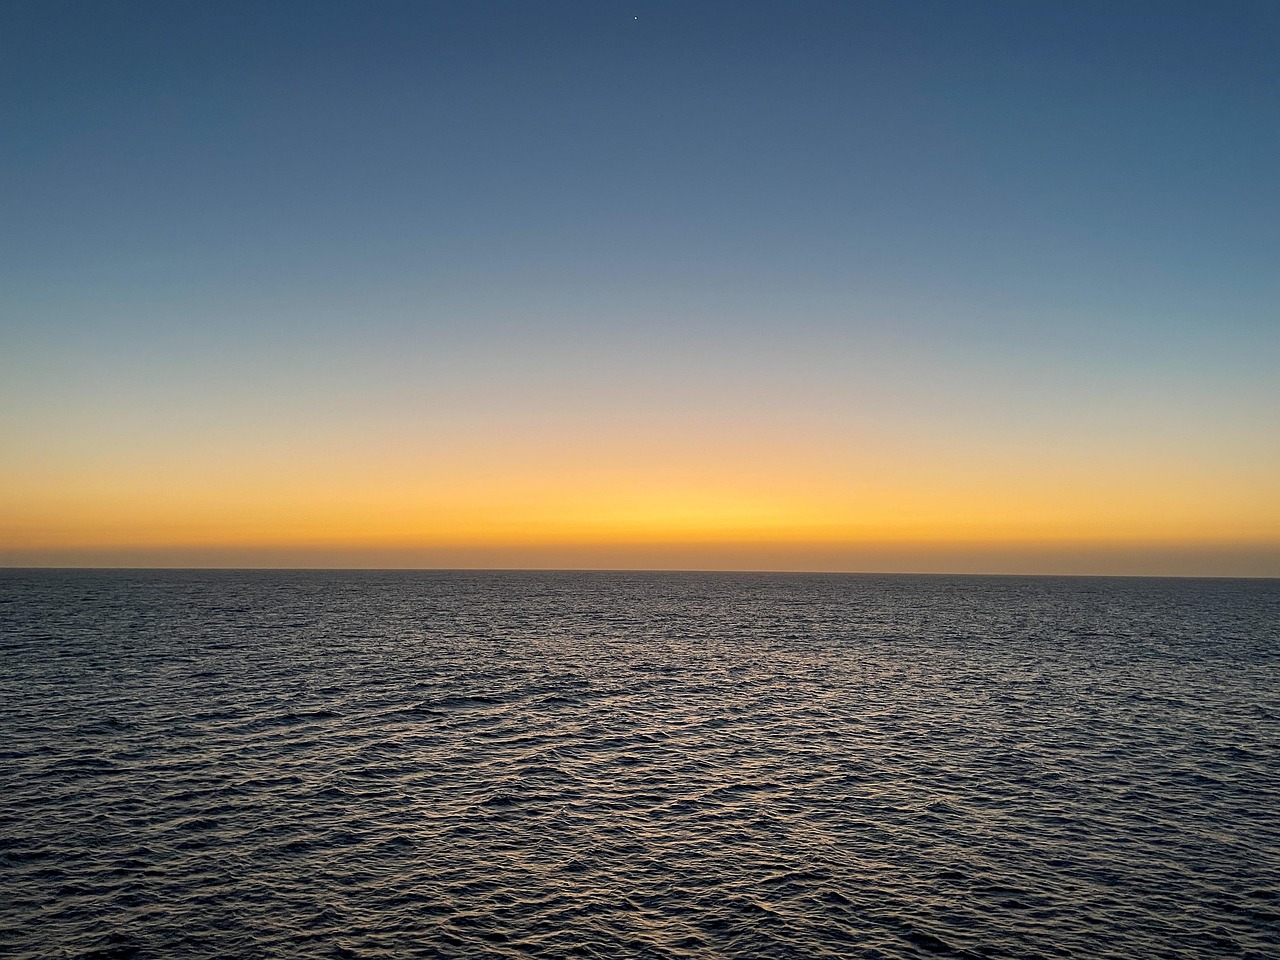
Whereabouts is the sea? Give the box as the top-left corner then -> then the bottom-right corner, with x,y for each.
1,569 -> 1277,960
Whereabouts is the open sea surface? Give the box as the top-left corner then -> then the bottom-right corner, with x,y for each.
1,569 -> 1277,959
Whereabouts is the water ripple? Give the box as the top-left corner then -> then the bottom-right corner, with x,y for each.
1,570 -> 1277,959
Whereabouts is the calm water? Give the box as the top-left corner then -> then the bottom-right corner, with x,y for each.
1,570 -> 1278,959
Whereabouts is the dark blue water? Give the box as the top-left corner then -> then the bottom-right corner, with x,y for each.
2,570 -> 1277,959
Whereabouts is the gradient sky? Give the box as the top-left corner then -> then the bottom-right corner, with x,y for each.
3,0 -> 1278,575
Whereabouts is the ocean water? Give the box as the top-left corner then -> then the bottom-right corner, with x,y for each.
1,570 -> 1277,960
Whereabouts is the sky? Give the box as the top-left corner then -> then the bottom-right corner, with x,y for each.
2,0 -> 1277,575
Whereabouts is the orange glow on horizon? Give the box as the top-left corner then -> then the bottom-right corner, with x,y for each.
4,391 -> 1277,575
5,452 -> 1277,569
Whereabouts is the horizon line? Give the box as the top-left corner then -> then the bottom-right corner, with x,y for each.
3,565 -> 1277,582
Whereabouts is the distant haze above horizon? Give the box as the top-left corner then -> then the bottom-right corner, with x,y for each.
3,1 -> 1277,577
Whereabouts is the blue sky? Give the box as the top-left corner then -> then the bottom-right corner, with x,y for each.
3,1 -> 1277,572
